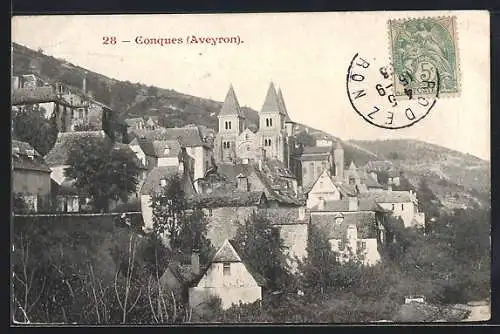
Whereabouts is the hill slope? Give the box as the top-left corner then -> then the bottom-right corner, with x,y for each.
12,42 -> 490,210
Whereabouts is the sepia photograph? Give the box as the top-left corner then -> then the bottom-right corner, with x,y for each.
10,11 -> 491,324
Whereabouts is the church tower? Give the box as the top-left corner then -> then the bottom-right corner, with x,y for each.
334,140 -> 345,180
259,82 -> 287,162
215,85 -> 245,162
278,87 -> 295,169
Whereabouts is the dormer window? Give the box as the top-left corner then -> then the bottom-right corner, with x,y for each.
335,216 -> 344,225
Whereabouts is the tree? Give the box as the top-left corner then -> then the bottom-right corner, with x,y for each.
150,174 -> 187,241
232,211 -> 291,290
64,137 -> 140,212
12,106 -> 59,156
416,177 -> 441,220
295,131 -> 316,147
175,208 -> 215,264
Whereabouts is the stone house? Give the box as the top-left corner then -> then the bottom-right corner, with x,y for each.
185,191 -> 268,249
128,126 -> 214,193
12,140 -> 52,212
310,197 -> 390,266
358,190 -> 425,228
188,239 -> 267,310
140,164 -> 196,232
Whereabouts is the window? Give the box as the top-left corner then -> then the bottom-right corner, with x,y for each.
78,108 -> 85,119
335,216 -> 344,225
247,146 -> 251,151
392,204 -> 395,211
208,208 -> 213,217
349,177 -> 356,185
228,121 -> 232,129
223,141 -> 231,149
245,134 -> 249,140
223,262 -> 231,276
401,203 -> 404,210
266,118 -> 273,127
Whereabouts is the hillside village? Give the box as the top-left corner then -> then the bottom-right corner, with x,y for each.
11,52 -> 490,324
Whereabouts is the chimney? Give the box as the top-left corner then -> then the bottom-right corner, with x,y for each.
26,148 -> 35,159
348,196 -> 358,211
191,250 -> 200,275
82,73 -> 87,94
298,206 -> 306,220
237,174 -> 249,192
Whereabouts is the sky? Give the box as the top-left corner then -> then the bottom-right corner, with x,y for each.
11,11 -> 490,160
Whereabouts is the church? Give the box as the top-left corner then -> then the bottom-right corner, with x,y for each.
213,83 -> 296,168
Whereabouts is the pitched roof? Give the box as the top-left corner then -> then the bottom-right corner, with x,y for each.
264,207 -> 309,225
11,86 -> 72,106
11,140 -> 51,172
336,183 -> 358,197
309,198 -> 377,212
212,239 -> 242,262
277,88 -> 292,123
130,137 -> 157,156
44,131 -> 110,166
261,82 -> 282,114
129,126 -> 210,148
140,166 -> 193,195
301,146 -> 333,155
311,211 -> 378,239
152,140 -> 181,158
186,191 -> 266,208
190,239 -> 268,287
359,190 -> 412,203
219,85 -> 244,117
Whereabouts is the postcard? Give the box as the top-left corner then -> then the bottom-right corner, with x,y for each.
11,11 -> 490,324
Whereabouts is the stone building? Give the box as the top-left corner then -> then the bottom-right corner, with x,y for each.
12,140 -> 52,212
214,83 -> 296,168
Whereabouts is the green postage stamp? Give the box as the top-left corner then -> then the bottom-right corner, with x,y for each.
389,16 -> 459,98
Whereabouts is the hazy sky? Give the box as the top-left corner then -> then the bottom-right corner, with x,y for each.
11,11 -> 490,160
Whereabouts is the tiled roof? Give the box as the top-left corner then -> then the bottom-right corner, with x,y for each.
129,126 -> 210,148
11,140 -> 51,172
11,86 -> 71,106
265,159 -> 295,178
310,198 -> 377,212
277,88 -> 292,123
141,166 -> 195,196
152,140 -> 181,158
263,207 -> 309,225
212,239 -> 242,262
261,82 -> 282,114
359,190 -> 412,203
190,239 -> 267,287
44,131 -> 110,166
300,146 -> 333,155
311,211 -> 378,239
219,85 -> 244,117
336,183 -> 358,197
130,137 -> 157,157
186,191 -> 266,209
217,163 -> 255,179
359,170 -> 384,188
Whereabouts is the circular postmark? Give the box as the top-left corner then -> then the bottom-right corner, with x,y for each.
346,53 -> 441,129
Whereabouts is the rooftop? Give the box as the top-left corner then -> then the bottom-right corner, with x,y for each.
311,211 -> 378,239
12,140 -> 51,172
129,126 -> 212,148
186,191 -> 266,209
140,166 -> 194,196
309,198 -> 378,212
11,86 -> 72,106
359,190 -> 413,203
44,131 -> 110,166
